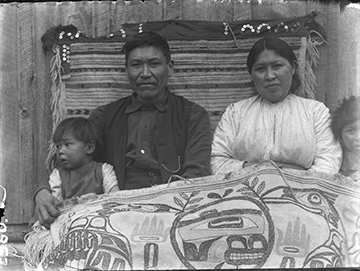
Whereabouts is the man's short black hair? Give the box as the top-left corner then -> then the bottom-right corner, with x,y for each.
122,31 -> 171,65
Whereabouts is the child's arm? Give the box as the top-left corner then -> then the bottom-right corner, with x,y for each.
48,168 -> 64,200
102,163 -> 120,194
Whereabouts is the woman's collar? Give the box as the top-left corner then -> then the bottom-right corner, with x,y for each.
259,93 -> 294,105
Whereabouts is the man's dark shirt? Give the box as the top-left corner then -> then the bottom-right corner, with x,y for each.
124,92 -> 168,188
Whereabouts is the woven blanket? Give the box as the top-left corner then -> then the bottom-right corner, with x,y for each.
41,13 -> 325,166
26,163 -> 360,270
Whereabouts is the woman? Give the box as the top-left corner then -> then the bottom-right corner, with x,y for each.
211,37 -> 342,175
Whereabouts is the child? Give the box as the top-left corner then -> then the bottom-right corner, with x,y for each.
49,117 -> 120,200
332,95 -> 360,181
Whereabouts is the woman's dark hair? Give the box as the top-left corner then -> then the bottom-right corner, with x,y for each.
122,31 -> 171,65
53,117 -> 101,145
331,95 -> 360,141
246,37 -> 301,93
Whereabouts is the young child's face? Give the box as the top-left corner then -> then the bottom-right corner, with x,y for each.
342,119 -> 360,155
55,130 -> 92,169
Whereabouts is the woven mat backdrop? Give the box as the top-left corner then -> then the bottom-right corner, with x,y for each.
41,13 -> 325,167
24,163 -> 360,269
62,37 -> 305,128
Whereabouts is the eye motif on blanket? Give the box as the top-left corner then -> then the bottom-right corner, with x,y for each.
36,165 -> 358,270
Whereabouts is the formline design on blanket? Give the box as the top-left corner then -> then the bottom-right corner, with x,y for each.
25,163 -> 360,270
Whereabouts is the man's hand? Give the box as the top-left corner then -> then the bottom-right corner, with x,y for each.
35,189 -> 61,229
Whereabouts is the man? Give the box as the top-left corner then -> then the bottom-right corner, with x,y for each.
34,31 -> 212,228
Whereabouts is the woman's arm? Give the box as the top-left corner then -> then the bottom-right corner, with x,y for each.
309,102 -> 342,174
211,103 -> 246,175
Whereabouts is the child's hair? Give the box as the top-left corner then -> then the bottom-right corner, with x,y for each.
331,95 -> 360,141
52,117 -> 101,145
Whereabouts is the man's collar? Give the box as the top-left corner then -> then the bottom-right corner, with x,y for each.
125,89 -> 168,114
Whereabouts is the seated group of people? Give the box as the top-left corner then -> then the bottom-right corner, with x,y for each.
33,31 -> 360,228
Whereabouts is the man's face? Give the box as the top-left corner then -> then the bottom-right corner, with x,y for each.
126,46 -> 174,104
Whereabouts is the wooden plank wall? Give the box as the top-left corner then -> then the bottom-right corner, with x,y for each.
0,0 -> 359,235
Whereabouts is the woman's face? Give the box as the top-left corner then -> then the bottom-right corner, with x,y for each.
251,49 -> 295,103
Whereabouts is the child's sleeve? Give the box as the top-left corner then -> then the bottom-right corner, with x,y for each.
48,168 -> 63,201
102,163 -> 120,193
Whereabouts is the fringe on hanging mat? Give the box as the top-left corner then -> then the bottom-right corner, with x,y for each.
46,45 -> 67,171
296,37 -> 308,98
303,30 -> 326,99
23,222 -> 55,269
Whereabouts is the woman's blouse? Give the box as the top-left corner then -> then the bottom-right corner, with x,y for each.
211,94 -> 342,175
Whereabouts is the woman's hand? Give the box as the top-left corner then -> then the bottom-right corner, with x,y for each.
275,162 -> 306,170
35,189 -> 61,229
243,161 -> 306,170
243,161 -> 256,168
